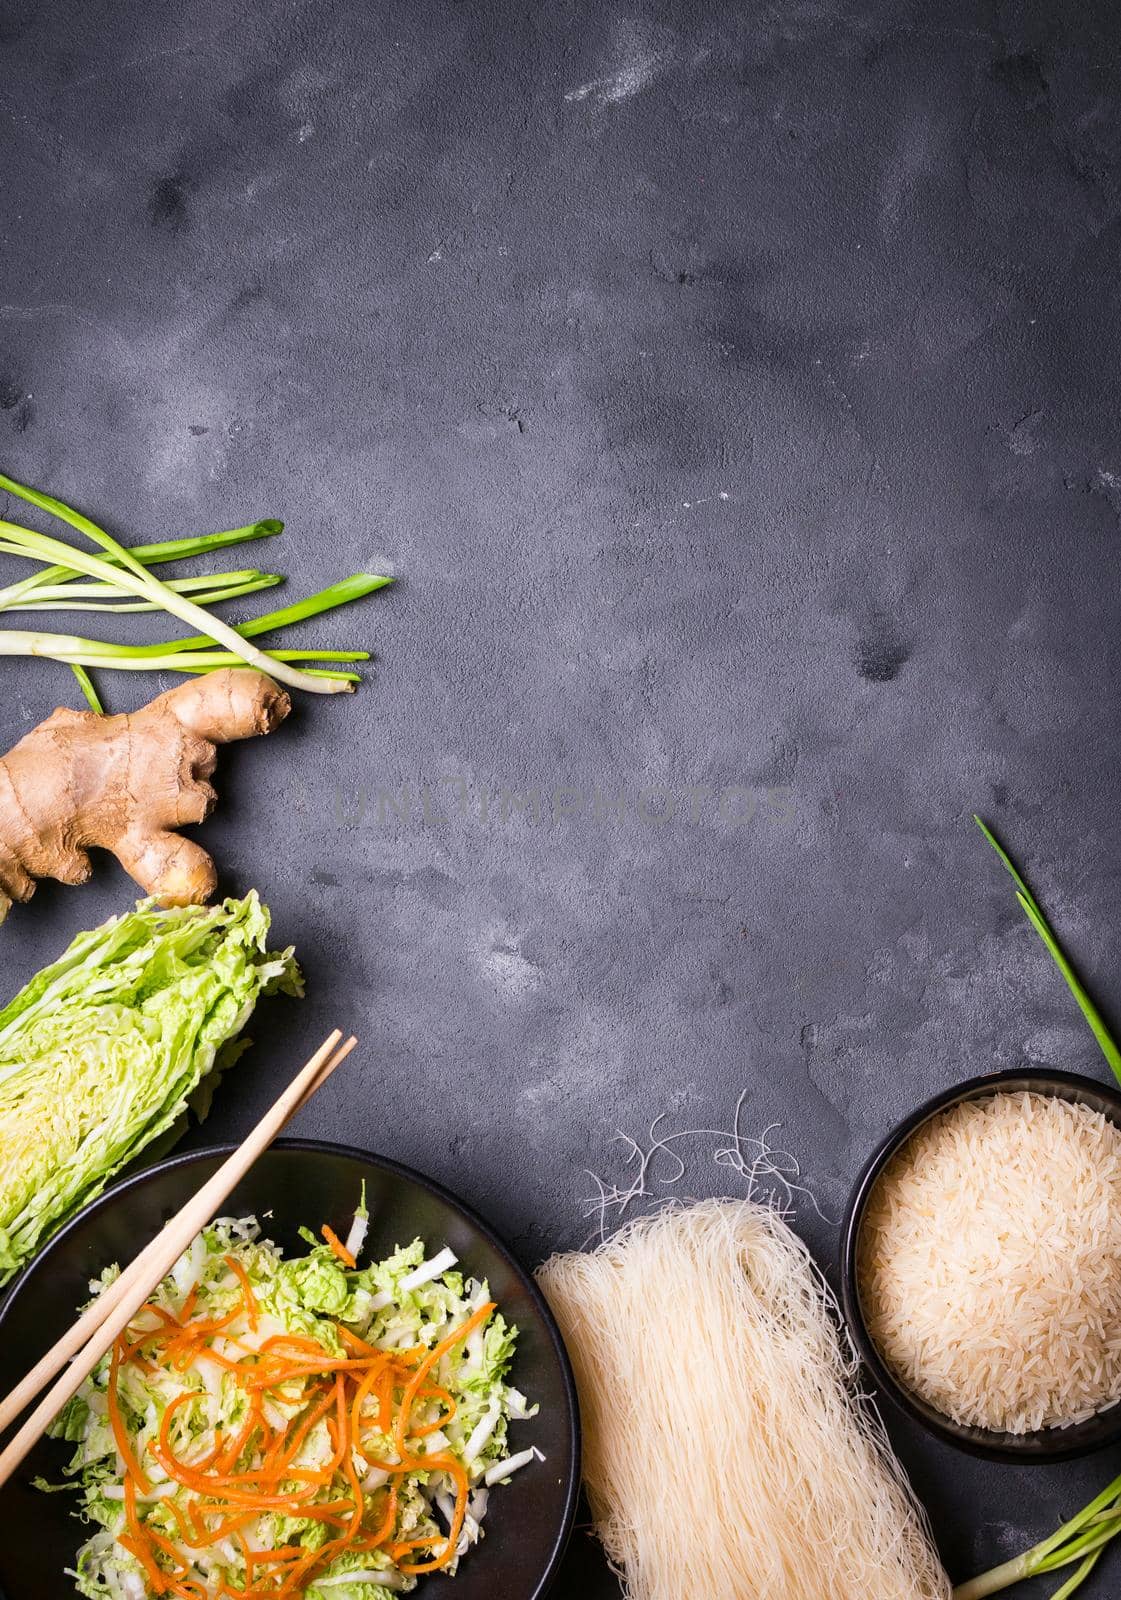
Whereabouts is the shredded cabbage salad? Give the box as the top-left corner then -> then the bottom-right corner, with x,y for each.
42,1195 -> 541,1598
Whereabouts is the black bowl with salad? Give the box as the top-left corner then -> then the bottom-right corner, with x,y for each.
0,1139 -> 580,1600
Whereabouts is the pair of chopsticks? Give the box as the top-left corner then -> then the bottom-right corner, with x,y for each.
0,1028 -> 357,1491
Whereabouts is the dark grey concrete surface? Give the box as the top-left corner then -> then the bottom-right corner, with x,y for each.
3,0 -> 1121,1592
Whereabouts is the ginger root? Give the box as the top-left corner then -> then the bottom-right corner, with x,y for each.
0,668 -> 290,922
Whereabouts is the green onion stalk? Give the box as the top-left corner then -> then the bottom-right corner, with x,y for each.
0,518 -> 284,610
957,824 -> 1121,1599
0,485 -> 345,696
954,1473 -> 1121,1599
0,472 -> 392,711
0,633 -> 366,682
3,570 -> 283,611
975,816 -> 1121,1086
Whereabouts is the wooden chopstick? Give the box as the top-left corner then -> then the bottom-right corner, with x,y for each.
0,1029 -> 356,1489
0,1028 -> 346,1440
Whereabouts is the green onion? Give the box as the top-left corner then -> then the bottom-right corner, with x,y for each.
975,816 -> 1121,1085
128,574 -> 393,657
69,664 -> 104,714
0,520 -> 283,610
954,1473 -> 1121,1598
0,472 -> 391,704
0,485 -> 339,696
0,629 -> 367,675
177,663 -> 361,683
6,571 -> 283,612
1051,1554 -> 1103,1600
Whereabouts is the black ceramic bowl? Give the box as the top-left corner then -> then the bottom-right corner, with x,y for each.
842,1067 -> 1121,1464
0,1140 -> 580,1598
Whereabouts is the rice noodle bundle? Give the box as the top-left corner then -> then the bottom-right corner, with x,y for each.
537,1198 -> 950,1600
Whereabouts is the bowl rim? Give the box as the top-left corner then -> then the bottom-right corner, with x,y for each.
0,1136 -> 582,1599
840,1065 -> 1121,1464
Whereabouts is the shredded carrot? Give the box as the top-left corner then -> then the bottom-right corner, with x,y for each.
394,1300 -> 495,1455
377,1366 -> 395,1433
108,1341 -> 151,1493
358,1483 -> 399,1551
257,1332 -> 329,1356
321,1223 -> 358,1268
350,1363 -> 386,1462
388,1534 -> 445,1555
168,1578 -> 209,1600
224,1253 -> 259,1329
266,1384 -> 337,1475
398,1450 -> 470,1574
214,1402 -> 263,1473
244,1350 -> 388,1385
159,1389 -> 205,1459
119,1532 -> 170,1594
161,1306 -> 242,1369
410,1379 -> 457,1437
121,1478 -> 170,1592
141,1303 -> 182,1330
146,1522 -> 193,1568
341,1440 -> 365,1538
338,1325 -> 380,1356
160,1497 -> 194,1547
122,1324 -> 175,1362
98,1272 -> 501,1596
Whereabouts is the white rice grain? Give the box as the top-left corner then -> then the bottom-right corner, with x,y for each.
860,1091 -> 1121,1433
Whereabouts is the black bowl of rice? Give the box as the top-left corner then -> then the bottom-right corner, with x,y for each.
842,1066 -> 1121,1463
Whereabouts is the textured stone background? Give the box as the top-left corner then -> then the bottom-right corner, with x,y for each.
3,0 -> 1121,1592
